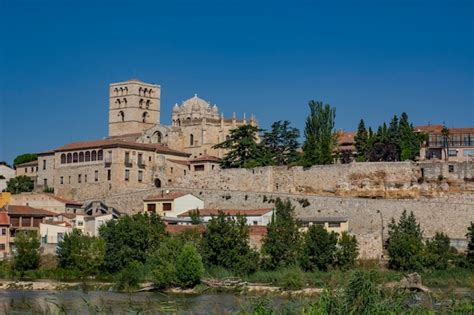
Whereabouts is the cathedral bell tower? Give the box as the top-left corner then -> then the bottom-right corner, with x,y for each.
108,79 -> 161,137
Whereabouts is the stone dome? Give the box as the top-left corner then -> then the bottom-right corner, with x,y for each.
182,94 -> 211,112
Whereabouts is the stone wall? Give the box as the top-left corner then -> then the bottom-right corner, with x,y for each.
100,186 -> 474,259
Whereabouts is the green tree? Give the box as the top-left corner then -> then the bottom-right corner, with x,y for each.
213,124 -> 264,168
441,125 -> 450,161
5,176 -> 34,194
189,209 -> 202,224
354,119 -> 368,162
386,210 -> 424,271
202,212 -> 258,274
99,213 -> 166,272
14,230 -> 40,272
335,232 -> 359,269
261,120 -> 300,166
301,101 -> 337,166
423,232 -> 451,270
13,153 -> 37,168
56,229 -> 105,275
261,198 -> 301,270
300,224 -> 337,271
176,243 -> 204,288
466,222 -> 474,267
149,236 -> 183,288
399,112 -> 424,161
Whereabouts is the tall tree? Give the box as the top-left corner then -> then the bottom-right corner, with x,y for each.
5,176 -> 34,194
13,153 -> 37,168
213,124 -> 264,168
300,224 -> 337,271
302,101 -> 337,166
354,119 -> 368,162
261,198 -> 301,269
399,112 -> 424,161
466,222 -> 474,268
261,120 -> 300,166
441,125 -> 450,161
14,230 -> 40,272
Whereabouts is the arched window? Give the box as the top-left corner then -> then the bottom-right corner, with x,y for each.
61,154 -> 66,164
114,88 -> 118,95
177,119 -> 181,126
142,111 -> 148,123
190,134 -> 194,146
144,88 -> 148,95
97,150 -> 103,160
73,153 -> 78,163
124,87 -> 128,95
67,153 -> 72,163
119,87 -> 123,95
91,151 -> 97,161
139,87 -> 143,96
139,99 -> 144,108
118,111 -> 125,122
149,89 -> 153,96
85,151 -> 91,162
153,131 -> 162,143
123,98 -> 127,104
79,152 -> 84,162
154,178 -> 161,188
146,100 -> 150,109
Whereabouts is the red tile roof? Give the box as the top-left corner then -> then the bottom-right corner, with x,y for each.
4,205 -> 56,217
47,194 -> 82,206
337,131 -> 355,145
178,208 -> 273,217
15,160 -> 38,167
54,139 -> 190,157
56,213 -> 77,219
190,155 -> 220,163
166,224 -> 205,234
0,212 -> 10,225
415,125 -> 474,134
43,221 -> 72,227
168,159 -> 191,166
144,192 -> 190,201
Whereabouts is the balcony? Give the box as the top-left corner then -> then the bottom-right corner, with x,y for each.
426,140 -> 473,148
138,161 -> 146,169
124,159 -> 133,167
104,158 -> 112,167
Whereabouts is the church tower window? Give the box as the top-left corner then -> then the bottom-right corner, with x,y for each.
190,134 -> 194,146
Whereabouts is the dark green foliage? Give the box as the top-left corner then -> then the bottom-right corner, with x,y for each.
56,229 -> 105,275
302,100 -> 337,166
335,232 -> 359,269
99,213 -> 166,272
279,266 -> 304,290
424,232 -> 451,270
300,224 -> 337,271
13,153 -> 37,167
176,243 -> 204,288
466,222 -> 474,268
5,175 -> 34,194
261,120 -> 300,166
14,230 -> 40,272
116,260 -> 145,291
213,124 -> 265,168
354,119 -> 368,162
261,198 -> 300,270
386,210 -> 424,271
189,209 -> 202,224
149,235 -> 184,288
339,150 -> 353,164
202,212 -> 258,274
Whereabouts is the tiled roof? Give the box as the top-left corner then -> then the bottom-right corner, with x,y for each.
0,212 -> 10,225
178,208 -> 273,217
190,155 -> 220,163
144,192 -> 190,201
56,213 -> 77,219
415,125 -> 474,134
47,194 -> 82,206
166,224 -> 205,234
54,139 -> 190,157
168,159 -> 191,166
15,160 -> 38,167
337,132 -> 355,145
42,221 -> 72,227
4,205 -> 56,217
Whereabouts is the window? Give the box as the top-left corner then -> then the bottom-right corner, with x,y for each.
142,111 -> 148,123
84,174 -> 87,183
190,134 -> 194,146
79,152 -> 84,162
138,153 -> 143,166
253,221 -> 258,225
0,244 -> 5,251
107,169 -> 111,181
68,176 -> 71,184
85,151 -> 91,162
125,152 -> 130,165
31,167 -> 35,172
448,149 -> 458,157
464,149 -> 474,157
147,203 -> 156,212
77,221 -> 83,226
91,151 -> 97,161
78,174 -> 82,183
43,160 -> 46,170
25,167 -> 28,173
138,170 -> 143,182
125,169 -> 130,181
73,153 -> 78,163
98,150 -> 103,160
194,165 -> 205,172
94,170 -> 99,182
170,167 -> 173,174
119,111 -> 125,121
43,179 -> 47,187
163,203 -> 172,211
1,228 -> 6,235
146,100 -> 150,109
328,222 -> 341,228
61,154 -> 66,164
448,165 -> 454,173
67,153 -> 72,163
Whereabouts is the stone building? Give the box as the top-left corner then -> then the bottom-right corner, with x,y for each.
0,163 -> 15,192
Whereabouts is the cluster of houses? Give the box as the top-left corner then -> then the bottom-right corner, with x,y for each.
0,189 -> 350,259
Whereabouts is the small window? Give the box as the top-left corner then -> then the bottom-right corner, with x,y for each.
94,170 -> 99,182
170,167 -> 173,174
190,134 -> 194,146
125,169 -> 130,181
43,179 -> 47,187
79,152 -> 84,162
84,174 -> 87,183
194,165 -> 205,172
68,176 -> 71,184
77,221 -> 83,226
43,160 -> 46,170
91,151 -> 97,161
138,170 -> 143,182
25,167 -> 28,173
60,176 -> 64,184
107,169 -> 111,181
61,154 -> 66,164
73,153 -> 78,163
1,228 -> 6,235
0,244 -> 5,251
147,203 -> 156,212
328,222 -> 341,228
448,149 -> 457,157
125,152 -> 130,164
448,165 -> 454,173
253,221 -> 258,225
78,174 -> 82,183
163,203 -> 172,211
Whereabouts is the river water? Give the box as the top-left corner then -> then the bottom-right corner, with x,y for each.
0,290 -> 306,314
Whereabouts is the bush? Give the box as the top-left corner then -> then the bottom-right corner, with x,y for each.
467,222 -> 474,268
116,261 -> 144,291
5,176 -> 34,194
176,243 -> 204,288
335,232 -> 359,269
149,236 -> 183,288
280,266 -> 304,290
423,232 -> 451,270
300,224 -> 337,271
14,230 -> 40,273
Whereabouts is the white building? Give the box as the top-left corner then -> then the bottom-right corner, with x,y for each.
0,163 -> 15,192
178,208 -> 274,226
143,192 -> 204,217
84,213 -> 114,236
40,221 -> 72,255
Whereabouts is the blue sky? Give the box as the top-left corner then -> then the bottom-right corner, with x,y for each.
1,0 -> 473,164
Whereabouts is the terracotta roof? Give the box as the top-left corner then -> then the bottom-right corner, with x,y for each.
0,212 -> 10,225
190,155 -> 220,163
166,224 -> 205,234
168,159 -> 191,166
4,205 -> 56,217
15,160 -> 38,167
42,221 -> 72,227
47,194 -> 82,206
337,132 -> 355,145
249,225 -> 268,235
56,213 -> 77,219
178,208 -> 273,217
54,139 -> 190,157
415,125 -> 474,134
144,192 -> 190,201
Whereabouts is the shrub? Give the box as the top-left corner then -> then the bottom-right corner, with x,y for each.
423,232 -> 451,270
300,224 -> 337,271
176,243 -> 204,288
149,236 -> 183,288
116,261 -> 144,291
280,266 -> 304,290
14,230 -> 40,273
467,222 -> 474,268
335,232 -> 359,269
5,176 -> 34,194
